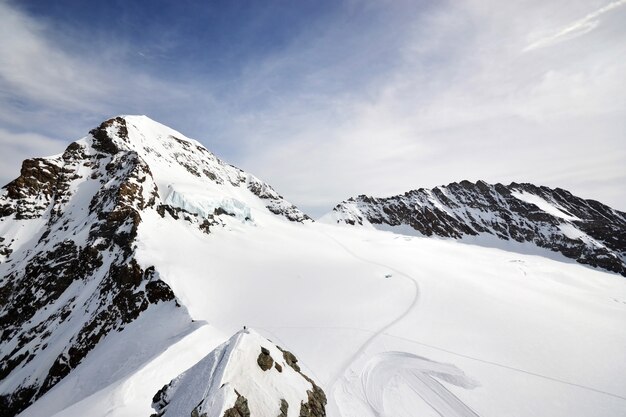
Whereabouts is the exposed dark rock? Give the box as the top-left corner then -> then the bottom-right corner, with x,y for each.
0,386 -> 36,417
150,384 -> 170,417
247,178 -> 311,223
257,346 -> 274,371
89,117 -> 127,154
220,391 -> 250,417
215,206 -> 234,217
2,157 -> 62,219
278,347 -> 301,372
156,203 -> 217,233
150,331 -> 326,417
170,136 -> 192,150
278,399 -> 289,417
266,203 -> 312,223
156,204 -> 186,219
199,219 -> 213,234
275,346 -> 326,417
4,158 -> 60,201
0,351 -> 28,380
299,385 -> 327,417
146,279 -> 177,304
203,169 -> 218,181
62,141 -> 86,160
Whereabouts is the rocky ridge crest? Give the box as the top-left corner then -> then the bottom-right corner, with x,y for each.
327,180 -> 626,276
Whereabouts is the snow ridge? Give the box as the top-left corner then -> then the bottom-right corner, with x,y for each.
151,329 -> 326,417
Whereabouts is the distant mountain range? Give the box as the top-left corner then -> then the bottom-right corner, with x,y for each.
324,181 -> 626,276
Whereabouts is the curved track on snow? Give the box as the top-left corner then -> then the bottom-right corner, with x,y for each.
321,231 -> 421,415
323,231 -> 420,380
361,352 -> 480,417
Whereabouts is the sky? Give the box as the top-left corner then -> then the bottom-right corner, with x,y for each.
0,0 -> 624,217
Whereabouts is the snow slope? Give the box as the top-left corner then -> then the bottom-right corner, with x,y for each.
25,216 -> 626,417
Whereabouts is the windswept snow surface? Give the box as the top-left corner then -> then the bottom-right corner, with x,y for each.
27,214 -> 621,417
18,304 -> 212,417
20,214 -> 626,417
30,324 -> 227,417
326,226 -> 626,417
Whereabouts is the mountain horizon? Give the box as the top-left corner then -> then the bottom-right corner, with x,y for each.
1,115 -> 625,417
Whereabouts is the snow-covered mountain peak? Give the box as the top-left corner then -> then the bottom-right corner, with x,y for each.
0,116 -> 311,415
323,180 -> 626,276
151,328 -> 326,417
94,114 -> 211,150
98,115 -> 310,223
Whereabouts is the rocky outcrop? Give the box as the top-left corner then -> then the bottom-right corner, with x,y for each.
247,177 -> 311,223
300,386 -> 327,417
278,399 -> 289,417
2,158 -> 62,219
277,347 -> 326,417
327,180 -> 626,276
220,392 -> 250,417
257,347 -> 275,371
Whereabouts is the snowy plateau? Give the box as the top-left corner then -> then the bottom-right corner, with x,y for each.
0,115 -> 625,417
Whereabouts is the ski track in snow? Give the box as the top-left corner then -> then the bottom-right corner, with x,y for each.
321,230 -> 420,385
362,352 -> 480,417
382,332 -> 626,402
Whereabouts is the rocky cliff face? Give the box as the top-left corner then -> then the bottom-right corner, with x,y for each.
151,329 -> 326,417
326,180 -> 626,276
0,116 -> 310,416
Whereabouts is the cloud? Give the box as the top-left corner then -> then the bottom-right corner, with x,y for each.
233,0 -> 626,215
0,1 -> 112,113
524,0 -> 626,51
0,1 -> 223,139
0,0 -> 624,217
